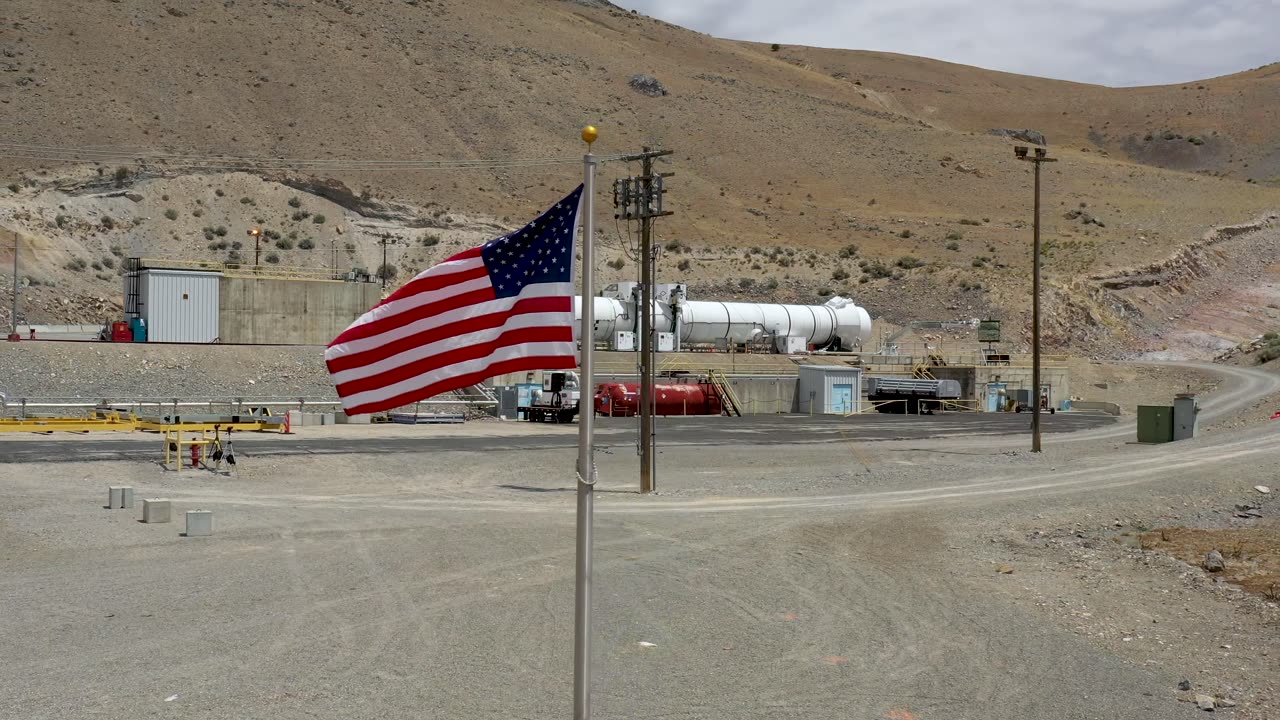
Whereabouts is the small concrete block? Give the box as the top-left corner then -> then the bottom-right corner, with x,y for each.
185,510 -> 213,537
108,486 -> 124,509
142,499 -> 171,524
343,412 -> 371,424
120,487 -> 135,509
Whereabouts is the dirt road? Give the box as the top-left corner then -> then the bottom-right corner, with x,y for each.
1,363 -> 1277,720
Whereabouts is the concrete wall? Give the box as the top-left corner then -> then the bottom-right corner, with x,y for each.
1071,400 -> 1122,416
218,277 -> 381,345
730,377 -> 797,415
928,367 -> 979,400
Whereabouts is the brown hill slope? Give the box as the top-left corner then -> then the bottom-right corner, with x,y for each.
765,44 -> 1280,181
1,0 -> 1278,353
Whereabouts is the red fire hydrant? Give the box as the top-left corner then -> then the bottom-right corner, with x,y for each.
190,443 -> 202,468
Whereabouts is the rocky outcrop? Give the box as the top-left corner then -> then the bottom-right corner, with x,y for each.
1089,213 -> 1279,291
988,128 -> 1047,146
628,74 -> 668,97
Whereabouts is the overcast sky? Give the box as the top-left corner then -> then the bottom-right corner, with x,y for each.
613,0 -> 1280,87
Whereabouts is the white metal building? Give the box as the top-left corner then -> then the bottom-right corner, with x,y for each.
795,364 -> 863,415
136,269 -> 221,343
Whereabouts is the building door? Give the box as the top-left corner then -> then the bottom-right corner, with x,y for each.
831,384 -> 854,414
986,383 -> 1006,412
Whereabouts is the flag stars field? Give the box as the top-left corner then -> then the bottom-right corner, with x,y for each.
324,185 -> 585,416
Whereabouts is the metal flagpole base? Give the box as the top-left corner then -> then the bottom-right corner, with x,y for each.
573,465 -> 594,720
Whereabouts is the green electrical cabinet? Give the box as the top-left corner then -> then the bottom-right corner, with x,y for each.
1136,405 -> 1175,444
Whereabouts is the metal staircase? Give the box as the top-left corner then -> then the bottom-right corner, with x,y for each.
911,361 -> 937,380
466,383 -> 498,403
707,370 -> 742,417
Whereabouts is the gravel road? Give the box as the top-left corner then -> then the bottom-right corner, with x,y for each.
1,363 -> 1278,720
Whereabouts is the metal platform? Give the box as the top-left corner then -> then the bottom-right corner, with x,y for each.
388,412 -> 466,425
0,409 -> 286,434
0,413 -> 136,433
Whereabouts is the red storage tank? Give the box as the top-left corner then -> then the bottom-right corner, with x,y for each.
594,382 -> 723,417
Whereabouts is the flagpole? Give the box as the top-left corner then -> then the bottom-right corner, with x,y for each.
574,125 -> 599,720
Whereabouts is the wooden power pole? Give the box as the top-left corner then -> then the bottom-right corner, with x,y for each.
614,147 -> 673,494
1014,145 -> 1056,453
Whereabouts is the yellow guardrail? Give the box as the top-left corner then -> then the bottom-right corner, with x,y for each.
135,257 -> 350,282
0,414 -> 137,433
844,399 -> 907,416
1,410 -> 285,435
592,360 -> 798,378
865,353 -> 1069,369
137,419 -> 283,433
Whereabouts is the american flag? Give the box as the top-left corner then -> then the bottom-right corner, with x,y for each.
326,186 -> 583,416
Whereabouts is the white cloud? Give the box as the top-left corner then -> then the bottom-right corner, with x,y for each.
613,0 -> 1280,86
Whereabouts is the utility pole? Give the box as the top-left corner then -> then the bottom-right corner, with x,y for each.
7,230 -> 19,342
613,146 -> 673,494
377,234 -> 400,290
1014,145 -> 1056,453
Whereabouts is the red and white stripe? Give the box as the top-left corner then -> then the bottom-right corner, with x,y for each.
325,247 -> 577,415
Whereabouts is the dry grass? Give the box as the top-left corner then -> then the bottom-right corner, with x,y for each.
1140,525 -> 1280,598
1,0 -> 1278,332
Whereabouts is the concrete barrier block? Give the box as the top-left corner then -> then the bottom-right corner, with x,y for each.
286,410 -> 303,428
185,510 -> 213,537
121,487 -> 135,509
320,412 -> 335,426
342,412 -> 371,424
108,486 -> 124,509
142,499 -> 171,524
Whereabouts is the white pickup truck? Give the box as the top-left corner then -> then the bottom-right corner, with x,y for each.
523,371 -> 581,423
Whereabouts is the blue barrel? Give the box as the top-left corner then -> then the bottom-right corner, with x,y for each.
129,317 -> 148,342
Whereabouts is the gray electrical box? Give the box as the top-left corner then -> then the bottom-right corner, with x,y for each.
1173,394 -> 1198,441
497,386 -> 519,419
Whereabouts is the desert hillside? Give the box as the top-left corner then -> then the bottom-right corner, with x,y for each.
1,0 -> 1278,355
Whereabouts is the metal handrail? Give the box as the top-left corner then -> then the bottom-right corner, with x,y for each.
844,399 -> 907,416
133,257 -> 361,283
707,369 -> 744,417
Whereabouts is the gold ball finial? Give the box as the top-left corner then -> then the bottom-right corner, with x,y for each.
581,125 -> 598,146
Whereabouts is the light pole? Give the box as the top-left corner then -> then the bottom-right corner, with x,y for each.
1014,145 -> 1056,453
248,227 -> 262,266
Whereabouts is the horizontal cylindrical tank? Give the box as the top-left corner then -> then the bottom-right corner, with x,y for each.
574,295 -> 872,351
593,382 -> 723,417
573,296 -> 627,342
679,297 -> 871,350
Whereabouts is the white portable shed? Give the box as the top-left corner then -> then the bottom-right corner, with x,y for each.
138,269 -> 221,343
796,364 -> 863,415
